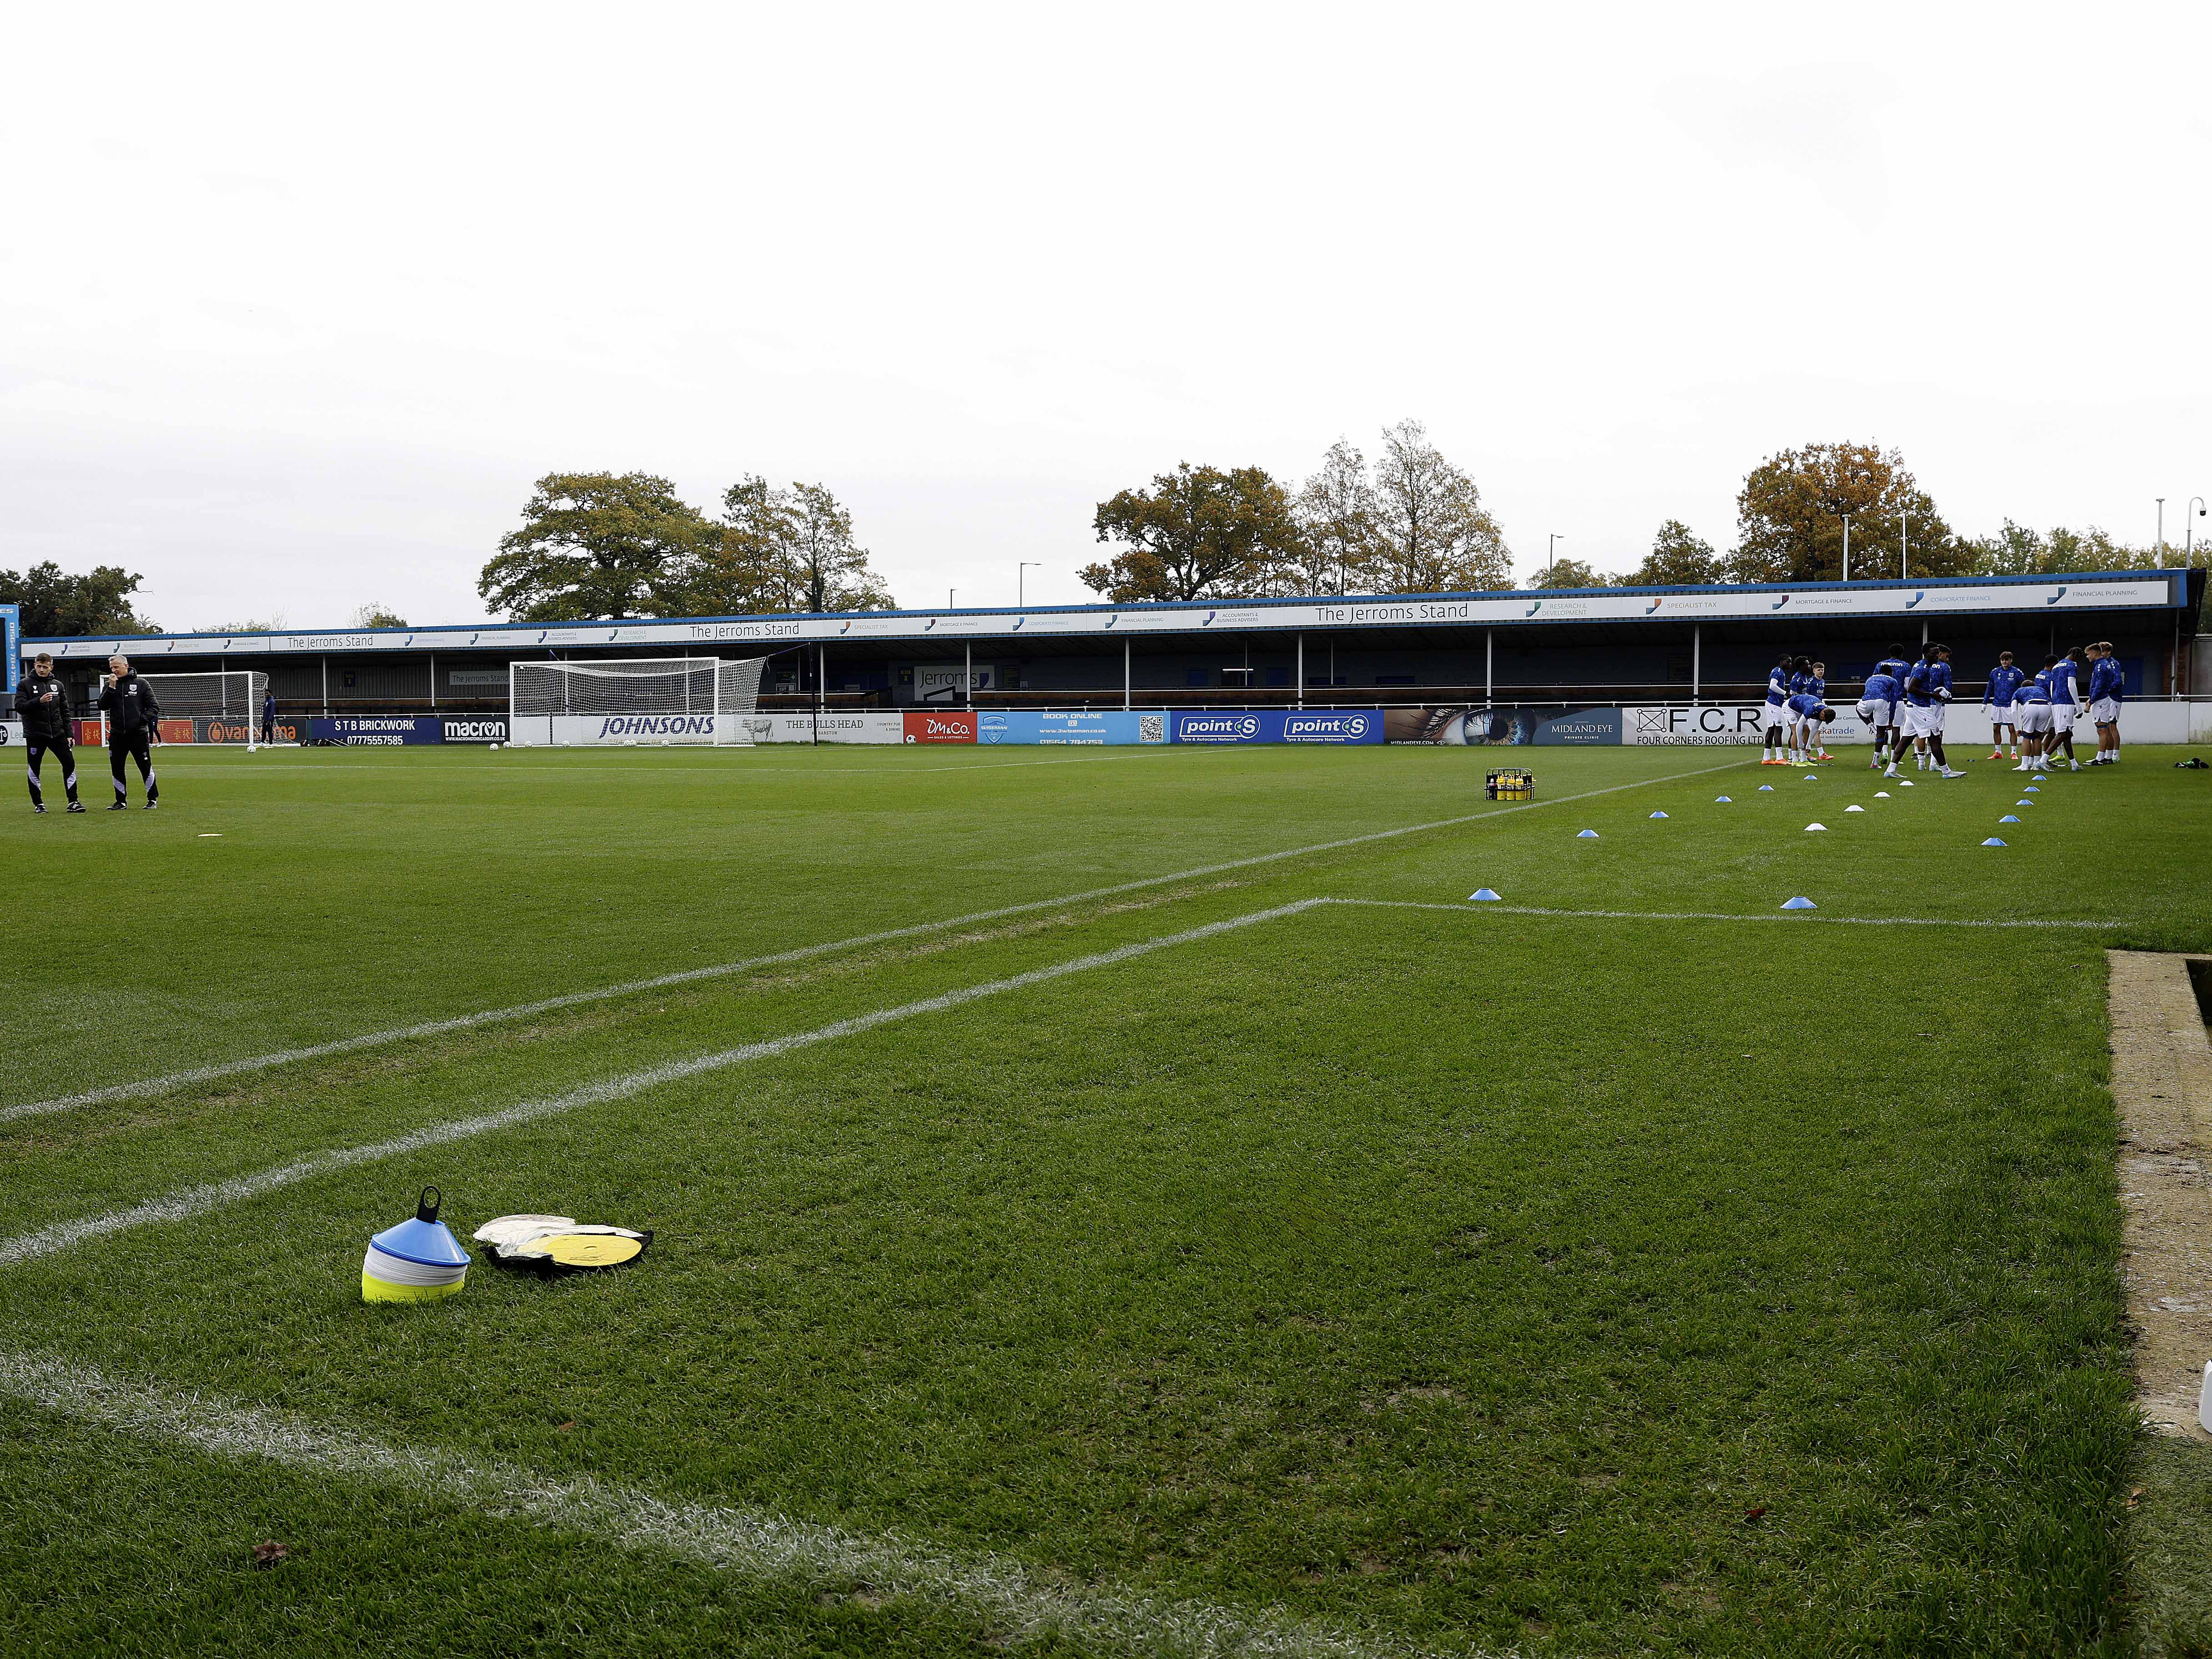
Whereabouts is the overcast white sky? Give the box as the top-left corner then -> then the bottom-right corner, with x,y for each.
5,1 -> 2208,631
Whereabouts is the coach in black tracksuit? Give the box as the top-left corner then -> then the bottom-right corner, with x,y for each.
96,655 -> 161,809
13,652 -> 82,812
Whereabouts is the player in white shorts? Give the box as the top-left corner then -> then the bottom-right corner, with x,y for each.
2085,640 -> 2123,764
1893,644 -> 1962,778
2014,678 -> 2053,769
1982,651 -> 2025,761
1856,666 -> 1902,770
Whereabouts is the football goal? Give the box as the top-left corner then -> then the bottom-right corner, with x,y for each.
507,656 -> 769,746
104,670 -> 270,748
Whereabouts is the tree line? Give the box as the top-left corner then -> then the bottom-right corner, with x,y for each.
476,472 -> 894,623
4,445 -> 2200,638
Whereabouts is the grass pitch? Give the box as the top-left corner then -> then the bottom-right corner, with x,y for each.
4,742 -> 2210,1656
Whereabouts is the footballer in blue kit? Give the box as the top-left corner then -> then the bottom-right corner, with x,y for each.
2014,672 -> 2054,771
1760,652 -> 1795,765
1983,651 -> 2025,760
2043,651 -> 2083,770
1856,668 -> 1901,769
2086,640 -> 2123,763
1890,644 -> 1964,779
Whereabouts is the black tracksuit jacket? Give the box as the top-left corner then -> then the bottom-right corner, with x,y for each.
97,673 -> 162,738
12,672 -> 71,743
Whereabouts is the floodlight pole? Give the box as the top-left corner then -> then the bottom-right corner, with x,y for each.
2189,497 -> 2207,564
1548,533 -> 1563,585
1900,512 -> 1908,580
1840,513 -> 1851,582
1018,562 -> 1039,607
2157,498 -> 2166,567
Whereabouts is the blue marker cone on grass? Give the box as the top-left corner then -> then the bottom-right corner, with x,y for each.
1781,897 -> 1817,910
1982,837 -> 2008,847
1649,811 -> 1669,819
363,1186 -> 470,1304
1758,784 -> 1774,792
1714,796 -> 1732,803
1468,889 -> 1502,902
1999,814 -> 2021,823
1577,829 -> 1599,838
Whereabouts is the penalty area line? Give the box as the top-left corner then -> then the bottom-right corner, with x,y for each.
0,1346 -> 1425,1659
0,902 -> 1327,1269
3,756 -> 1749,1126
1323,899 -> 2121,930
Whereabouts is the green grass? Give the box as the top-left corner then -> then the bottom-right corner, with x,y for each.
4,742 -> 2210,1656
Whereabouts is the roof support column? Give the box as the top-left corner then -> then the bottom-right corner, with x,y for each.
1485,630 -> 1493,708
965,641 -> 972,710
1691,625 -> 1700,706
1296,633 -> 1303,709
1123,637 -> 1130,710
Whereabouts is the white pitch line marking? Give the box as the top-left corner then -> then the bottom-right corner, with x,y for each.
0,1346 -> 1426,1659
1323,899 -> 2120,930
0,903 -> 1327,1267
5,758 -> 1749,1125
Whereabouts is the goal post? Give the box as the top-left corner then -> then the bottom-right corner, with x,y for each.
108,670 -> 271,749
507,656 -> 769,747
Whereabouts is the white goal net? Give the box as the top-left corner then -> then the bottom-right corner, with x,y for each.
507,656 -> 768,746
105,670 -> 270,747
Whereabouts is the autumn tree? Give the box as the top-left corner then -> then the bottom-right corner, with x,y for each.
679,477 -> 894,614
1372,420 -> 1512,593
1618,520 -> 1721,586
1285,439 -> 1382,596
0,562 -> 159,635
478,472 -> 712,622
1727,442 -> 1966,584
1082,463 -> 1307,602
1965,519 -> 2197,575
1529,557 -> 1606,589
352,604 -> 407,628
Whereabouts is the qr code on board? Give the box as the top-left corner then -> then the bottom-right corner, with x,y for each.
1139,715 -> 1165,743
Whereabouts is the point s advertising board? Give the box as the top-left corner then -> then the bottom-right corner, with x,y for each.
1171,709 -> 1385,744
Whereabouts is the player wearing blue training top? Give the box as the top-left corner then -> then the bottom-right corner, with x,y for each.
2086,640 -> 2124,764
1761,651 -> 1795,765
1857,667 -> 1901,769
1801,661 -> 1832,761
1983,652 -> 2025,761
2043,650 -> 2083,770
1784,656 -> 1816,764
1894,644 -> 1964,778
2014,670 -> 2053,771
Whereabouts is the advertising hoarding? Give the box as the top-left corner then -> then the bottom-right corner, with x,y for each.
1170,709 -> 1386,744
903,711 -> 977,743
977,711 -> 1170,744
309,716 -> 446,745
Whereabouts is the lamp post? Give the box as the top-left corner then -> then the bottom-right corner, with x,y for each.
1018,562 -> 1039,607
1547,533 -> 1563,585
948,588 -> 956,609
2190,498 -> 2207,564
2157,498 -> 2166,566
1840,513 -> 1852,581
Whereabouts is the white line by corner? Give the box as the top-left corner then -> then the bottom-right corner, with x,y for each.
5,757 -> 1747,1125
0,1346 -> 1425,1659
1324,899 -> 2120,930
0,902 -> 1326,1267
